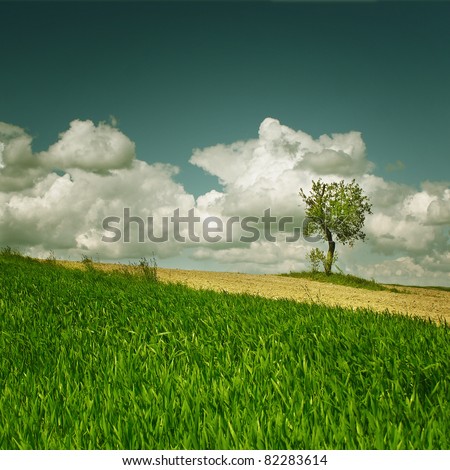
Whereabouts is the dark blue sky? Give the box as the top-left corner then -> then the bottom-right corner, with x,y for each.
1,1 -> 449,195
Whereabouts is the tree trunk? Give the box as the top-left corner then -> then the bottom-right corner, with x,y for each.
325,228 -> 335,275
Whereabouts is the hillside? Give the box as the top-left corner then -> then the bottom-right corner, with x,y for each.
59,261 -> 450,324
1,254 -> 449,449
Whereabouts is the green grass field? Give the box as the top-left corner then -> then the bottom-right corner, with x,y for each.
281,271 -> 400,292
0,253 -> 448,449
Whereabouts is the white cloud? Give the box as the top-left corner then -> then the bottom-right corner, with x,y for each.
190,118 -> 374,217
427,199 -> 450,225
0,142 -> 5,169
189,118 -> 448,284
0,120 -> 194,260
299,131 -> 373,176
0,122 -> 44,191
358,174 -> 413,211
422,251 -> 450,274
353,256 -> 450,287
0,117 -> 448,287
365,212 -> 436,254
192,240 -> 307,274
404,191 -> 435,223
40,119 -> 135,173
0,122 -> 34,167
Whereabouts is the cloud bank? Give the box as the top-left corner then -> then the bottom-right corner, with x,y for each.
0,117 -> 448,286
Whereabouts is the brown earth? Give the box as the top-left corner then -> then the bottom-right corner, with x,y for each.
56,260 -> 450,324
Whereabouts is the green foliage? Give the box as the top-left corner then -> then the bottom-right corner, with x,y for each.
307,248 -> 325,272
81,254 -> 93,264
0,254 -> 448,449
283,271 -> 393,292
81,254 -> 95,273
400,285 -> 450,293
307,248 -> 338,273
131,254 -> 158,283
0,246 -> 24,258
299,179 -> 372,275
300,179 -> 373,246
46,250 -> 57,264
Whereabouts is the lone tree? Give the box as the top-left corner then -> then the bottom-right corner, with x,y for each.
299,179 -> 372,275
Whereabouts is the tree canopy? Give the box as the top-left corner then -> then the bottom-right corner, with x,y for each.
299,179 -> 372,275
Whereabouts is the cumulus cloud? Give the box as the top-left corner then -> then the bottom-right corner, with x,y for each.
365,212 -> 436,255
0,122 -> 34,167
0,122 -> 45,191
40,119 -> 135,173
427,200 -> 450,225
0,117 -> 448,287
0,119 -> 194,261
299,131 -> 372,176
191,118 -> 374,217
0,142 -> 4,169
0,161 -> 194,259
189,118 -> 448,285
192,240 -> 307,274
353,255 -> 450,287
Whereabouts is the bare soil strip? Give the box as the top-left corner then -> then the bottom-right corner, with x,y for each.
57,261 -> 450,324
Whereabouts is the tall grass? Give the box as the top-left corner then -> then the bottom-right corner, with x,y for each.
282,271 -> 398,291
0,254 -> 448,449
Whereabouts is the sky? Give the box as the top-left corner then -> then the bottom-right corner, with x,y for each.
0,0 -> 449,286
